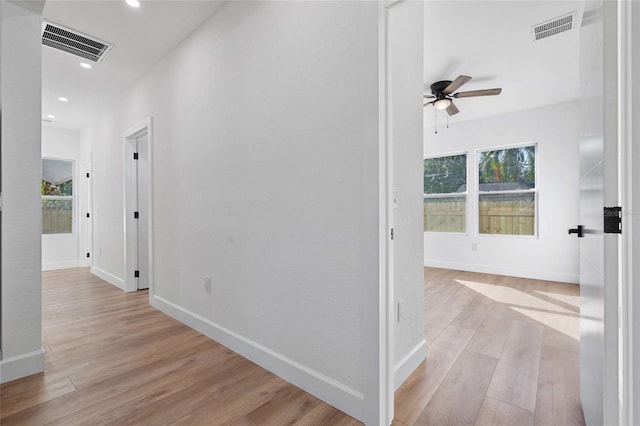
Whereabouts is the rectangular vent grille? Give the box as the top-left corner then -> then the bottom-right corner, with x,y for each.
42,22 -> 113,63
532,11 -> 577,41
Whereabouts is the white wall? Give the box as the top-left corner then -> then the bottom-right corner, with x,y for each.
87,2 -> 385,421
424,101 -> 580,284
41,125 -> 87,270
0,0 -> 44,382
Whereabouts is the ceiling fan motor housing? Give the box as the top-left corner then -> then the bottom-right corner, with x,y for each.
430,80 -> 453,96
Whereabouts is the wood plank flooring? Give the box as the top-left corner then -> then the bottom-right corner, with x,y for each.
0,267 -> 584,425
393,268 -> 585,426
0,268 -> 357,426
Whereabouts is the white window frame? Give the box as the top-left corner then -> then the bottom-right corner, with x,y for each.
475,142 -> 538,238
423,151 -> 468,234
42,157 -> 76,236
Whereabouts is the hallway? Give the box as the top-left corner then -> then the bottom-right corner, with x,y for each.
0,269 -> 357,425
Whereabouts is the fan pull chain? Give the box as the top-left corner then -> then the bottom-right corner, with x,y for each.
434,108 -> 438,134
446,113 -> 449,129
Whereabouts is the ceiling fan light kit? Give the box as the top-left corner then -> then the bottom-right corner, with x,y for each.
424,74 -> 503,133
433,98 -> 451,110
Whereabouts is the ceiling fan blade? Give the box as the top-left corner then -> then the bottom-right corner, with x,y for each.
423,100 -> 434,107
446,101 -> 459,116
424,94 -> 436,99
453,88 -> 502,98
443,75 -> 471,95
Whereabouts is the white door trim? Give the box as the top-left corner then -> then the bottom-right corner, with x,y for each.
374,1 -> 393,423
376,2 -> 425,423
619,1 -> 635,423
123,117 -> 154,295
376,1 -> 423,423
80,159 -> 93,268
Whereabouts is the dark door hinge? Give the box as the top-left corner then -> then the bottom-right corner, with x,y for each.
390,228 -> 394,240
604,206 -> 622,234
86,212 -> 90,218
134,211 -> 139,219
133,152 -> 138,160
134,270 -> 140,278
86,172 -> 90,178
86,252 -> 90,258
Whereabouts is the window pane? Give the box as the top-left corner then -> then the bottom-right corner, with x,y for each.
478,193 -> 535,235
424,154 -> 466,194
424,196 -> 466,233
478,146 -> 535,191
42,198 -> 73,234
42,158 -> 73,235
42,158 -> 73,196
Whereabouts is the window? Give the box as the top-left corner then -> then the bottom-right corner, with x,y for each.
42,158 -> 74,234
423,153 -> 467,233
477,145 -> 536,236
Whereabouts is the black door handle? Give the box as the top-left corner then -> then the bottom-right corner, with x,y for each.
568,225 -> 584,237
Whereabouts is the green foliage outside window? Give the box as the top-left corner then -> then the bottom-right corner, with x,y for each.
478,146 -> 535,187
424,154 -> 467,194
42,179 -> 73,196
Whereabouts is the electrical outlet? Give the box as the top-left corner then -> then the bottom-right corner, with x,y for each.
204,275 -> 211,294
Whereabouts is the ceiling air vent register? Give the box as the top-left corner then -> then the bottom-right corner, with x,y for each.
531,11 -> 577,41
42,21 -> 113,63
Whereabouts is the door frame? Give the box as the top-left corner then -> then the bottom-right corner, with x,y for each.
123,117 -> 153,294
377,1 -> 423,423
619,1 -> 635,423
375,2 -> 395,423
80,158 -> 92,268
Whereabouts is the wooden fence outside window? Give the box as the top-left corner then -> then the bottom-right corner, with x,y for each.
424,194 -> 535,235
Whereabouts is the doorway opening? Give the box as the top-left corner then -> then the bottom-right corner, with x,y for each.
416,2 -> 623,425
124,118 -> 153,293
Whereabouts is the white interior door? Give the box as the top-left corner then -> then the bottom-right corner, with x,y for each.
577,1 -> 619,425
135,133 -> 149,290
124,120 -> 152,293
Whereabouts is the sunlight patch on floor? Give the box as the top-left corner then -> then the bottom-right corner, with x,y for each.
534,290 -> 580,309
455,279 -> 574,314
455,279 -> 580,340
510,306 -> 579,340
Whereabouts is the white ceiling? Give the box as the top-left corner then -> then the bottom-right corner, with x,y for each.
42,0 -> 225,129
423,1 -> 583,126
41,1 -> 584,130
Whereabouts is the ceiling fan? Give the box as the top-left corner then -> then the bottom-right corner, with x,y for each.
424,75 -> 502,116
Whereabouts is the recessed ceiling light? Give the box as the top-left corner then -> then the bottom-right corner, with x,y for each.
58,97 -> 68,102
80,62 -> 92,69
47,114 -> 55,119
126,0 -> 141,8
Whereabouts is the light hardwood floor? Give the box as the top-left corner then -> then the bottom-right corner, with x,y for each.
0,267 -> 584,425
393,268 -> 585,426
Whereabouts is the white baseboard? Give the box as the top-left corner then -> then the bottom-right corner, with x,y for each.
91,266 -> 125,291
394,339 -> 427,391
150,294 -> 364,421
424,259 -> 579,284
0,348 -> 45,384
42,260 -> 79,271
